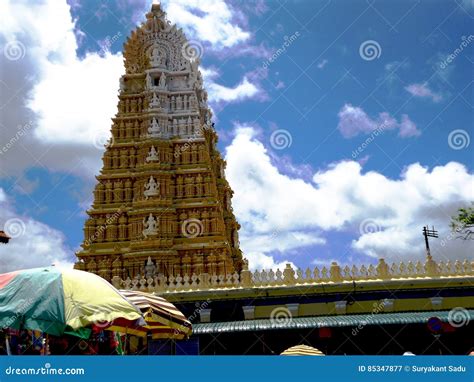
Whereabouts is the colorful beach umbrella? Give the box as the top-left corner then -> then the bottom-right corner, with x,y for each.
281,344 -> 325,356
0,267 -> 144,336
107,290 -> 192,340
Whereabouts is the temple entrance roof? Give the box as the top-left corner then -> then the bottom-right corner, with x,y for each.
192,310 -> 474,334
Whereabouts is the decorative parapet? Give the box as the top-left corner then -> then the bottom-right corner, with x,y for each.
111,257 -> 474,294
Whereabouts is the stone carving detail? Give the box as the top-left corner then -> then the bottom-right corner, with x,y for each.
159,72 -> 166,89
146,145 -> 159,162
149,44 -> 167,67
148,118 -> 160,136
146,72 -> 154,90
149,92 -> 160,109
143,213 -> 158,237
144,176 -> 159,199
111,256 -> 474,294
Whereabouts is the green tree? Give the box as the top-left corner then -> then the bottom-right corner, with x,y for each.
450,203 -> 474,240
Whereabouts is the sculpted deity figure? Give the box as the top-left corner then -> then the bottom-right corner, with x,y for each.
148,118 -> 160,136
146,145 -> 159,162
149,92 -> 160,109
189,94 -> 197,110
144,176 -> 159,199
143,213 -> 158,238
158,72 -> 166,89
150,46 -> 165,67
176,95 -> 183,110
146,73 -> 153,90
144,256 -> 156,278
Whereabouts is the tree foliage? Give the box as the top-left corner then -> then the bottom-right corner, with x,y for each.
450,203 -> 474,240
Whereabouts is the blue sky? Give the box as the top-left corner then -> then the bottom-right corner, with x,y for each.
0,0 -> 472,272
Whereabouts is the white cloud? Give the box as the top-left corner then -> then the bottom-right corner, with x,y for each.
317,59 -> 328,69
405,82 -> 442,103
225,125 -> 474,268
30,51 -> 123,145
337,103 -> 420,138
207,76 -> 260,103
245,251 -> 295,272
0,188 -> 74,273
162,0 -> 250,49
201,66 -> 258,104
0,0 -> 122,179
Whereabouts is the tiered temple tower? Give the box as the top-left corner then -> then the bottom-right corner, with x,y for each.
75,4 -> 243,281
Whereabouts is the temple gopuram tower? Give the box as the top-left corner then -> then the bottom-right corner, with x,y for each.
75,4 -> 243,282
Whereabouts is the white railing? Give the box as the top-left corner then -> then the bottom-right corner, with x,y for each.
111,257 -> 474,294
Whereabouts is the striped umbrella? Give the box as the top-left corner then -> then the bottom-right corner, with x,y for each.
107,290 -> 192,340
281,344 -> 325,356
0,267 -> 144,336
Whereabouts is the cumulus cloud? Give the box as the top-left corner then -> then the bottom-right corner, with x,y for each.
207,76 -> 261,103
163,0 -> 250,49
225,125 -> 474,268
30,51 -> 123,145
0,0 -> 120,179
0,188 -> 74,273
337,104 -> 421,138
405,82 -> 442,102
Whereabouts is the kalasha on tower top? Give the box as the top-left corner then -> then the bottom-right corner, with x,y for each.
74,3 -> 244,282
